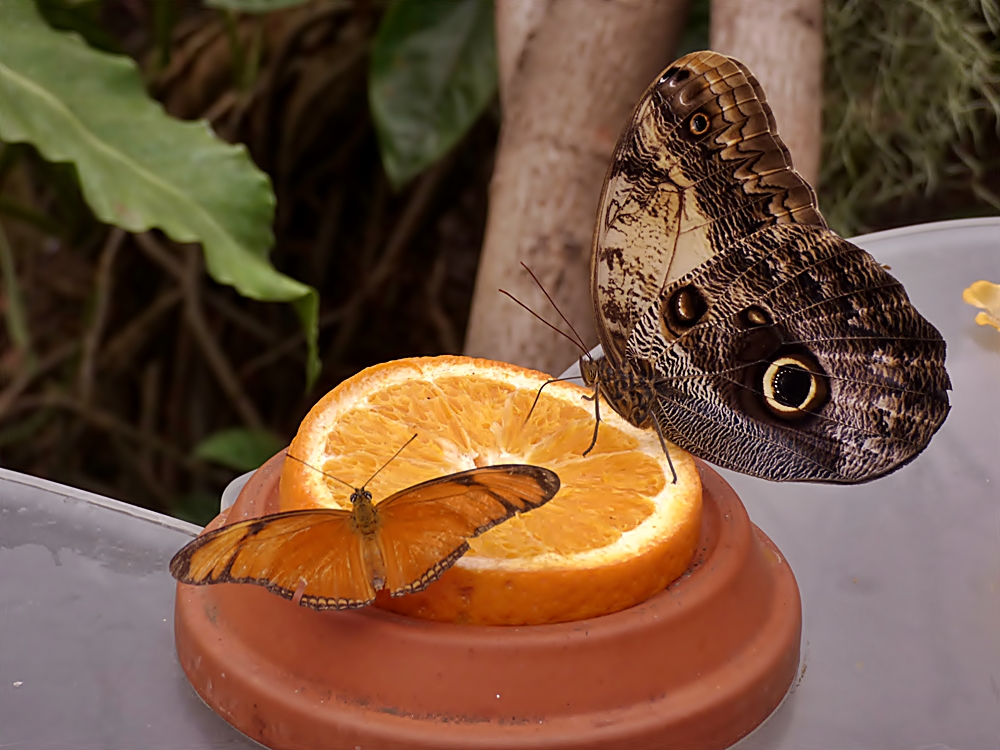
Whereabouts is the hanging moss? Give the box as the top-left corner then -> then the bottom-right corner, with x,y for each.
820,0 -> 1000,235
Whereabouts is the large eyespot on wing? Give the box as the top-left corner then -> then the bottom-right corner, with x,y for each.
169,509 -> 378,610
750,352 -> 831,421
373,465 -> 561,597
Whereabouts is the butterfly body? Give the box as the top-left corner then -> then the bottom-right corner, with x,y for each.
348,487 -> 379,535
579,355 -> 658,430
341,488 -> 388,591
582,51 -> 950,483
170,464 -> 560,610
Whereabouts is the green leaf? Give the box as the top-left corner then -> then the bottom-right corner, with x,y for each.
370,0 -> 497,188
0,1 -> 320,386
206,0 -> 317,12
193,428 -> 286,472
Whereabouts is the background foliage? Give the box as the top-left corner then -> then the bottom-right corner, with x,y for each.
0,0 -> 997,524
822,0 -> 1000,234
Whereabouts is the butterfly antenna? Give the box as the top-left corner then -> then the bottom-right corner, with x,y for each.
285,453 -> 356,489
500,262 -> 592,355
362,434 -> 418,489
499,289 -> 588,356
518,262 -> 591,355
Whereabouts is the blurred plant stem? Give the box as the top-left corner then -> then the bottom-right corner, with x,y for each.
0,220 -> 35,369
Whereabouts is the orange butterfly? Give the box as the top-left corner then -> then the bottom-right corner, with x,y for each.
169,458 -> 560,610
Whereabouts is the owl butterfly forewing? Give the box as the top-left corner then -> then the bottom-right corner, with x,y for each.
584,50 -> 950,483
169,464 -> 560,610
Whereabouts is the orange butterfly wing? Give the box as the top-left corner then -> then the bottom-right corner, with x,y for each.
169,509 -> 379,610
373,465 -> 561,597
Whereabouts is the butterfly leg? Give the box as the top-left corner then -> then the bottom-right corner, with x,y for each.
524,377 -> 578,428
582,383 -> 602,457
651,415 -> 678,485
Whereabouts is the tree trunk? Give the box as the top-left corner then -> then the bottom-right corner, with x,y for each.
464,0 -> 690,375
710,0 -> 824,187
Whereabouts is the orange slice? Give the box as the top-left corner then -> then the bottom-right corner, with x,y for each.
281,355 -> 702,625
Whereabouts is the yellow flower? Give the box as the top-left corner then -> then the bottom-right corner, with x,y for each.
963,280 -> 1000,332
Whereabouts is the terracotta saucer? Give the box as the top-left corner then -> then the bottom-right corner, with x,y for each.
174,453 -> 802,750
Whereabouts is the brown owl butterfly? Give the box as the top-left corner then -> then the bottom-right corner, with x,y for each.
579,50 -> 950,483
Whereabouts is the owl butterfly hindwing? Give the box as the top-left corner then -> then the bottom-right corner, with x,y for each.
169,464 -> 560,610
584,50 -> 950,483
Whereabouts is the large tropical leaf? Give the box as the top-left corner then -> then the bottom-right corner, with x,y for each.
0,0 -> 319,385
370,0 -> 497,188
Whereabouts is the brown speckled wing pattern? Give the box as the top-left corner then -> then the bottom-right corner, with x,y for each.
586,51 -> 950,483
